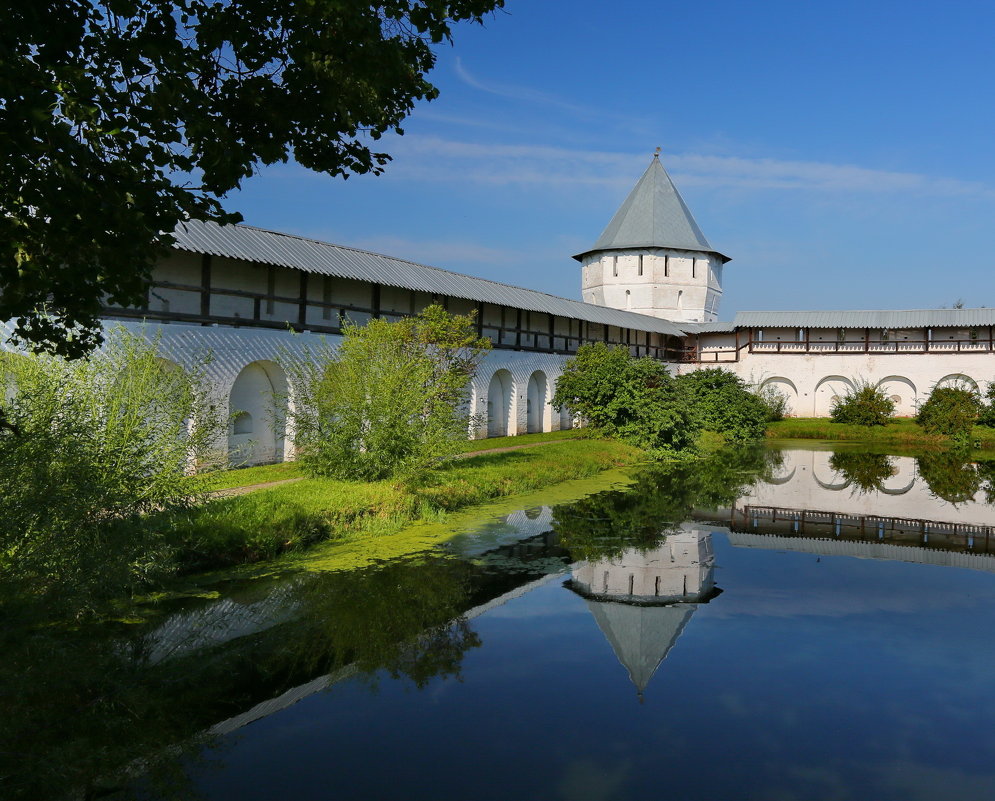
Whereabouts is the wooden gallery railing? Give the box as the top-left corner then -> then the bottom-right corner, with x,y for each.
103,279 -> 681,360
684,326 -> 995,363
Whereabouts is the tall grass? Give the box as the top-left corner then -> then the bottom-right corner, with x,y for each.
0,328 -> 222,613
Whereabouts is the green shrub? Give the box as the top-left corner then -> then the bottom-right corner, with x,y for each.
550,343 -> 699,454
756,382 -> 789,422
0,328 -> 221,613
830,383 -> 895,426
915,386 -> 981,442
285,305 -> 489,482
978,382 -> 995,428
677,368 -> 769,440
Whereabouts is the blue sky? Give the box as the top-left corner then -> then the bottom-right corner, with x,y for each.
230,0 -> 995,317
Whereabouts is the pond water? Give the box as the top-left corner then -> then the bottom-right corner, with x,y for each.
8,443 -> 995,800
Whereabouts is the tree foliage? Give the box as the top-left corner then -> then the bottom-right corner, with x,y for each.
830,381 -> 895,426
676,368 -> 769,440
977,381 -> 995,428
1,0 -> 504,357
915,385 -> 981,442
286,304 -> 489,481
0,327 -> 221,613
550,343 -> 699,454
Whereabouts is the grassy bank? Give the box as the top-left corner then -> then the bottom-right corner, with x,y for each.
202,428 -> 589,492
767,418 -> 995,449
171,439 -> 639,572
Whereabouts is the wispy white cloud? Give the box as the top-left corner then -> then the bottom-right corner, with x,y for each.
385,136 -> 995,198
453,58 -> 596,117
294,228 -> 524,269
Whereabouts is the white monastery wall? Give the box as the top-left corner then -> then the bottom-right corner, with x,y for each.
678,346 -> 993,417
0,319 -> 576,466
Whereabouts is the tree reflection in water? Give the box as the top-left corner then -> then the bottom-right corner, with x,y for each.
552,445 -> 779,561
917,449 -> 985,505
828,450 -> 896,494
0,553 -> 480,800
0,445 -> 812,800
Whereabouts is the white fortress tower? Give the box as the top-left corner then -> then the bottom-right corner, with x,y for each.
574,150 -> 731,323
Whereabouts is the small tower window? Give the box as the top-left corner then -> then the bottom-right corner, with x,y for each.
664,255 -> 670,277
692,259 -> 697,279
638,255 -> 644,276
612,256 -> 618,277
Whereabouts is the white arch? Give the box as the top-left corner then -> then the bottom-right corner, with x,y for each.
526,370 -> 548,433
814,375 -> 856,416
228,360 -> 288,465
935,373 -> 979,392
876,375 -> 918,417
760,376 -> 799,417
487,369 -> 514,438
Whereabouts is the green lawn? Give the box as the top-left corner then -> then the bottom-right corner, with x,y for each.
767,417 -> 995,449
171,438 -> 639,572
199,428 -> 589,491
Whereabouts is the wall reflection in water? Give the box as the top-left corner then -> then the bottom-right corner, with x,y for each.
725,448 -> 995,556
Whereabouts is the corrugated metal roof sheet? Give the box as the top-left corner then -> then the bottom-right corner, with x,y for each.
172,220 -> 686,337
733,309 -> 995,329
681,321 -> 738,334
574,155 -> 730,262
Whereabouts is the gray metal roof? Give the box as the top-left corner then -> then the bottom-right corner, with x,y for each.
732,308 -> 995,329
574,154 -> 730,263
172,220 -> 686,337
681,321 -> 738,334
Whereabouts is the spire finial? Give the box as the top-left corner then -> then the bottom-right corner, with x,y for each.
653,146 -> 661,159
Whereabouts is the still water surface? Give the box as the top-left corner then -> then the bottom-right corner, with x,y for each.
10,444 -> 995,800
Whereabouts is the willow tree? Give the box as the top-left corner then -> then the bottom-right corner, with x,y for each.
1,0 -> 504,357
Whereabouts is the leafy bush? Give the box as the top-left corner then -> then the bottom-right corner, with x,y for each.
830,382 -> 895,426
915,386 -> 981,442
285,305 -> 490,481
756,382 -> 789,422
550,343 -> 699,454
978,382 -> 995,428
677,368 -> 769,440
0,328 -> 221,613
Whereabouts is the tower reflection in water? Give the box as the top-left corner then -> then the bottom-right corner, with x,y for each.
567,528 -> 719,700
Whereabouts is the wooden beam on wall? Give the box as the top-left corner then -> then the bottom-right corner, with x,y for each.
199,254 -> 212,323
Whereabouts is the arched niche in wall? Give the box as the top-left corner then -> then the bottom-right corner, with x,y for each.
876,375 -> 917,417
814,375 -> 856,416
228,360 -> 288,466
487,369 -> 514,438
935,373 -> 979,392
526,370 -> 548,434
760,376 -> 799,417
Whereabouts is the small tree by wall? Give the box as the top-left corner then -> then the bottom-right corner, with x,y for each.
550,343 -> 699,454
916,385 -> 981,444
830,381 -> 895,426
285,305 -> 490,481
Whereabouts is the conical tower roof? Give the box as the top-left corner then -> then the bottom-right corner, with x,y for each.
574,152 -> 729,263
585,599 -> 695,698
